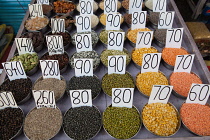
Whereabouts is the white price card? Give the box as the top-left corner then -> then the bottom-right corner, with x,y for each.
107,31 -> 125,51
112,88 -> 134,108
148,85 -> 173,104
15,38 -> 35,55
51,18 -> 65,33
33,90 -> 56,109
76,15 -> 91,33
74,59 -> 93,77
0,92 -> 18,109
165,28 -> 183,48
136,31 -> 153,48
40,60 -> 60,80
153,0 -> 166,12
37,0 -> 49,5
75,34 -> 92,52
106,13 -> 121,30
174,54 -> 195,73
79,0 -> 93,15
129,0 -> 143,14
186,84 -> 210,105
28,4 -> 43,18
141,53 -> 162,73
46,35 -> 64,55
2,61 -> 27,81
69,89 -> 92,108
108,55 -> 126,74
131,11 -> 147,30
158,11 -> 175,29
104,0 -> 117,14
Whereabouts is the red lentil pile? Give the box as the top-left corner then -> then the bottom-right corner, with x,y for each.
170,72 -> 202,97
180,103 -> 210,136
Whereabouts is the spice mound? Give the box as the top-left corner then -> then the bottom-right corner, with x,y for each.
53,1 -> 75,13
10,53 -> 38,72
63,106 -> 102,140
100,49 -> 131,66
142,103 -> 179,136
136,72 -> 168,96
149,12 -> 160,25
170,72 -> 202,97
154,29 -> 167,44
0,107 -> 24,140
180,103 -> 210,136
100,13 -> 124,26
25,16 -> 49,31
162,48 -> 189,66
103,106 -> 141,139
68,75 -> 101,99
70,50 -> 100,70
33,77 -> 66,101
132,47 -> 158,66
99,1 -> 121,10
41,53 -> 69,70
42,4 -> 53,15
46,31 -> 71,46
127,28 -> 151,43
102,72 -> 135,96
0,78 -> 32,104
24,107 -> 62,140
77,1 -> 98,12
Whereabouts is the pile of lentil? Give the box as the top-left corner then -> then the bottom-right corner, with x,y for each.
103,106 -> 141,139
180,103 -> 210,136
63,106 -> 102,140
142,103 -> 179,136
102,72 -> 135,96
136,72 -> 168,96
127,28 -> 151,44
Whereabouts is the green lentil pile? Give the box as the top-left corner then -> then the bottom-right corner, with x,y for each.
102,72 -> 135,96
103,106 -> 141,139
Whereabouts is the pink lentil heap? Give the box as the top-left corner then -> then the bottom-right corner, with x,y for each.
180,103 -> 210,136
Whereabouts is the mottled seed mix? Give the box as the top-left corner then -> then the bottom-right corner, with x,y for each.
136,72 -> 168,96
132,47 -> 158,66
170,72 -> 202,97
127,28 -> 151,43
77,1 -> 98,12
63,106 -> 102,140
102,72 -> 135,96
149,12 -> 160,25
103,106 -> 141,139
180,103 -> 210,136
100,13 -> 124,26
162,48 -> 189,66
154,29 -> 167,44
142,103 -> 179,136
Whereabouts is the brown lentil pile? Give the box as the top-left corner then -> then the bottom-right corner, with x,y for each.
136,72 -> 168,96
100,13 -> 124,26
142,103 -> 179,136
25,17 -> 49,31
132,47 -> 158,66
127,28 -> 151,44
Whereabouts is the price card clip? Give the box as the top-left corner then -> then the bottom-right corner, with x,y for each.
129,0 -> 143,14
104,0 -> 117,14
131,11 -> 147,30
158,11 -> 175,29
75,34 -> 93,52
153,0 -> 166,12
174,54 -> 195,73
28,4 -> 44,18
165,28 -> 184,48
74,59 -> 93,77
51,18 -> 65,33
107,31 -> 125,51
79,0 -> 93,15
76,15 -> 91,33
46,35 -> 64,55
37,0 -> 49,5
136,31 -> 153,48
108,55 -> 126,74
106,13 -> 122,30
15,38 -> 35,55
0,91 -> 18,110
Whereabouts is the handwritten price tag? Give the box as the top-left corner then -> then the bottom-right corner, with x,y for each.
46,35 -> 64,55
136,31 -> 153,48
51,18 -> 65,33
131,11 -> 147,30
107,31 -> 124,51
75,34 -> 92,52
76,15 -> 91,32
165,28 -> 183,48
104,0 -> 117,14
74,59 -> 93,77
40,60 -> 60,80
15,38 -> 35,55
28,4 -> 43,18
153,0 -> 166,12
158,11 -> 175,29
0,92 -> 18,109
106,13 -> 121,30
129,0 -> 143,14
79,0 -> 93,15
174,54 -> 195,73
108,55 -> 126,74
37,0 -> 49,5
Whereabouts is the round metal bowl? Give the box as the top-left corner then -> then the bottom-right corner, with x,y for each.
142,102 -> 181,137
103,104 -> 142,139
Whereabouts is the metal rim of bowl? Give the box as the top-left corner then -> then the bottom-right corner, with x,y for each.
50,14 -> 74,30
169,71 -> 202,99
23,107 -> 63,140
32,75 -> 67,102
73,14 -> 99,29
102,104 -> 142,139
69,50 -> 100,71
63,105 -> 102,140
76,1 -> 99,13
101,71 -> 135,97
142,102 -> 181,137
53,1 -> 76,15
98,1 -> 122,11
135,70 -> 169,98
100,48 -> 132,67
99,13 -> 124,27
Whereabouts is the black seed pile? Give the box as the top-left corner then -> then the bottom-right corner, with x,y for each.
0,107 -> 24,140
68,75 -> 101,99
0,78 -> 32,104
63,106 -> 102,140
154,29 -> 167,44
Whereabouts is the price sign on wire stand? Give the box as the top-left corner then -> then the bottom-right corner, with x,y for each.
165,28 -> 183,48
74,59 -> 93,77
37,0 -> 49,5
46,35 -> 64,55
108,55 -> 126,74
40,60 -> 60,80
0,91 -> 18,109
33,90 -> 56,109
136,31 -> 153,48
131,11 -> 147,30
107,31 -> 125,51
28,4 -> 43,18
76,15 -> 91,33
129,0 -> 143,14
15,38 -> 35,55
153,0 -> 166,12
186,84 -> 210,105
148,85 -> 173,104
2,61 -> 27,81
79,0 -> 93,15
69,89 -> 92,108
75,34 -> 93,52
112,88 -> 134,108
104,0 -> 117,14
174,54 -> 195,73
51,18 -> 65,33
158,11 -> 175,29
106,13 -> 121,30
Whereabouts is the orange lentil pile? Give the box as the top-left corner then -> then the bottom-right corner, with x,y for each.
162,48 -> 189,66
170,72 -> 202,97
53,1 -> 75,13
180,103 -> 210,136
127,28 -> 151,44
